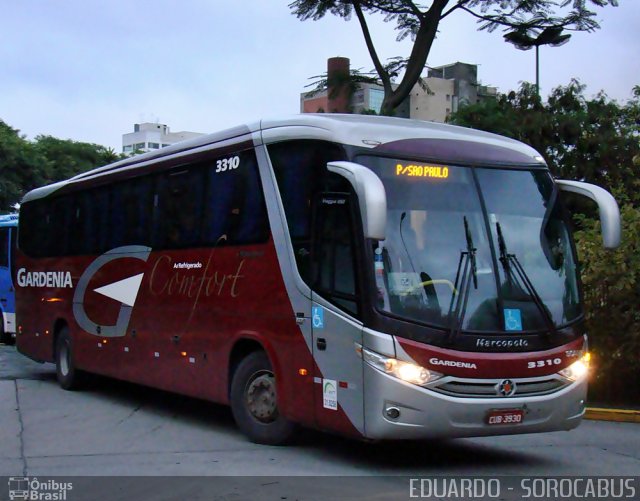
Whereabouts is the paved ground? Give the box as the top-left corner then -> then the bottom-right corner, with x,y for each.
1,344 -> 638,499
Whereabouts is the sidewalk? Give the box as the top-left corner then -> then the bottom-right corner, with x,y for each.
585,407 -> 640,423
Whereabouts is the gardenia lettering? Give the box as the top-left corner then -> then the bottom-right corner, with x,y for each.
429,358 -> 477,369
17,268 -> 73,288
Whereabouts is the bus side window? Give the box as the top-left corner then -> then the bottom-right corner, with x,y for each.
9,227 -> 16,283
268,140 -> 347,284
47,197 -> 71,256
19,201 -> 44,257
156,166 -> 205,249
110,177 -> 154,249
232,153 -> 270,244
0,228 -> 8,268
201,149 -> 269,246
85,188 -> 110,255
202,160 -> 239,245
312,194 -> 359,317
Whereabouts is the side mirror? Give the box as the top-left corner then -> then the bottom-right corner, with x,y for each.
327,161 -> 387,240
556,180 -> 621,249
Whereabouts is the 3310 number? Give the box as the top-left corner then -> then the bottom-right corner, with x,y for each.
215,156 -> 240,173
527,358 -> 562,369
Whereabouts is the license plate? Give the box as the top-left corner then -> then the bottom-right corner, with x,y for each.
486,409 -> 524,425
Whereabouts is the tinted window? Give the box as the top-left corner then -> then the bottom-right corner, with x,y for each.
0,228 -> 8,267
155,149 -> 270,249
269,140 -> 346,241
156,166 -> 205,249
268,140 -> 346,282
313,194 -> 359,316
47,197 -> 72,256
19,201 -> 45,257
19,148 -> 269,257
110,177 -> 154,249
78,188 -> 110,255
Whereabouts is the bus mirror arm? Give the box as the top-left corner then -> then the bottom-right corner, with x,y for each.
556,180 -> 621,249
327,161 -> 387,240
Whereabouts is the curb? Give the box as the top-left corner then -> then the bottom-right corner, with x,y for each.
585,407 -> 640,423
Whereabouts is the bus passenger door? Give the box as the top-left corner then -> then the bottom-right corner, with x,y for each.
310,193 -> 365,437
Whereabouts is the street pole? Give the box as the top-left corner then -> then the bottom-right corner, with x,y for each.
504,27 -> 571,100
535,45 -> 540,97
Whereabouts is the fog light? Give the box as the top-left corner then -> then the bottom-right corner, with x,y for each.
385,407 -> 400,419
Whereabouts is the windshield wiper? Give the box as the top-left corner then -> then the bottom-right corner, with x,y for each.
447,216 -> 477,344
496,222 -> 557,336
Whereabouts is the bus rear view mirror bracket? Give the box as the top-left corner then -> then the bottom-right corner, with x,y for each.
327,161 -> 387,240
556,179 -> 621,249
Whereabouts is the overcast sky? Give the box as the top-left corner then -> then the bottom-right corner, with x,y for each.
1,1 -> 638,151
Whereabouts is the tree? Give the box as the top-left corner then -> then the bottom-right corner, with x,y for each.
574,197 -> 640,404
290,0 -> 618,115
0,121 -> 48,211
0,120 -> 124,211
449,80 -> 640,200
33,135 -> 122,184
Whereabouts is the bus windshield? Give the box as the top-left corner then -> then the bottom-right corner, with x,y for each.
358,155 -> 581,333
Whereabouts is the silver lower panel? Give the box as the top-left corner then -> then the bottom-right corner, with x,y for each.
363,364 -> 586,440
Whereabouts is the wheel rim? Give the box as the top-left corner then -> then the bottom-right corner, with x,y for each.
245,370 -> 278,423
59,341 -> 70,377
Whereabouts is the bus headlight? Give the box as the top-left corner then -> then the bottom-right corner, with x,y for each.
359,346 -> 440,386
559,352 -> 590,381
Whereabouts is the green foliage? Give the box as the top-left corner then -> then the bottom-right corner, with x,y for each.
33,135 -> 121,183
0,121 -> 48,211
291,1 -> 617,114
0,120 -> 123,211
574,201 -> 640,404
449,80 -> 640,201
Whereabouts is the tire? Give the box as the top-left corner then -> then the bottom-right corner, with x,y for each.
230,351 -> 296,445
55,327 -> 83,390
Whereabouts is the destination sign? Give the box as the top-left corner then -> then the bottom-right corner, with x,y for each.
395,163 -> 449,179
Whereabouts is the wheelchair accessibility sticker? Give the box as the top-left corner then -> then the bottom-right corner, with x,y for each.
312,306 -> 324,329
504,308 -> 523,331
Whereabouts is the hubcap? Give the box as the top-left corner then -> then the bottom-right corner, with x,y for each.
245,370 -> 278,423
59,342 -> 70,377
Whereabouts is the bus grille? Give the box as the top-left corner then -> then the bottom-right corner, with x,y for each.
430,376 -> 570,398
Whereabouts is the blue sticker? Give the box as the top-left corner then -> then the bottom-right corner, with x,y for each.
312,306 -> 324,329
504,309 -> 523,331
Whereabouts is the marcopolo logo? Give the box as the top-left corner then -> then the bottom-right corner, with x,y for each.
7,477 -> 73,501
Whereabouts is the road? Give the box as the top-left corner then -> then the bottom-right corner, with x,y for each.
1,344 -> 638,499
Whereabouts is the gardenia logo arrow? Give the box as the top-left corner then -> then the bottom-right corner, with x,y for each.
93,273 -> 145,307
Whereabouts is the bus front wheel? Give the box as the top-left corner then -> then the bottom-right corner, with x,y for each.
230,351 -> 296,445
55,327 -> 83,390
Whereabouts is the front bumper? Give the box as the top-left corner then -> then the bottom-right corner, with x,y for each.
363,364 -> 586,440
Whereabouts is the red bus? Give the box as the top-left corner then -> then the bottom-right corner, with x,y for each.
16,115 -> 620,444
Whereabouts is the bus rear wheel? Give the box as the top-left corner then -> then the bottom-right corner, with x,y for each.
230,351 -> 296,445
55,327 -> 83,390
